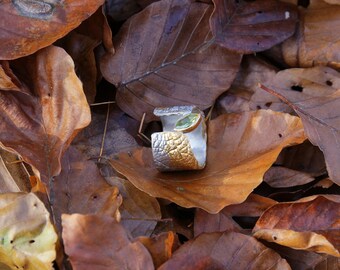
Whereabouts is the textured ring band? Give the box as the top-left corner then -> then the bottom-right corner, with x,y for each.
151,106 -> 207,172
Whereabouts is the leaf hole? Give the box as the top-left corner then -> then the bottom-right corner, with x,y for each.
47,93 -> 51,97
278,133 -> 282,138
326,80 -> 333,86
10,240 -> 13,244
273,236 -> 278,241
291,85 -> 303,92
29,240 -> 35,244
33,203 -> 37,207
92,195 -> 98,200
265,102 -> 272,107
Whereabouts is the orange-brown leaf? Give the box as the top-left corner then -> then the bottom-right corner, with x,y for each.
0,0 -> 104,60
136,231 -> 180,268
110,110 -> 305,213
53,147 -> 122,230
282,0 -> 340,68
0,46 -> 91,182
62,214 -> 154,270
158,231 -> 291,270
253,195 -> 340,257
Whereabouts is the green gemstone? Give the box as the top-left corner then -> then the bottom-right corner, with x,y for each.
175,113 -> 201,131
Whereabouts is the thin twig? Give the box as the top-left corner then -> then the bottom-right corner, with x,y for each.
90,101 -> 116,106
205,102 -> 215,123
137,113 -> 151,144
121,217 -> 173,223
98,103 -> 111,163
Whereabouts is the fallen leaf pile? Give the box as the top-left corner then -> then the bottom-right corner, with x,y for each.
0,0 -> 339,269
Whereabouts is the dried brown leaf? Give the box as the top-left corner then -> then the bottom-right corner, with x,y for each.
159,231 -> 291,270
73,107 -> 139,159
264,242 -> 340,270
0,46 -> 91,182
264,166 -> 315,188
62,214 -> 154,270
275,141 -> 326,176
0,0 -> 104,60
60,32 -> 99,104
0,193 -> 58,270
260,66 -> 340,185
136,231 -> 180,268
253,195 -> 340,257
282,0 -> 340,68
110,110 -> 305,213
101,0 -> 241,122
106,176 -> 161,237
194,194 -> 277,236
0,148 -> 31,193
214,56 -> 290,116
53,147 -> 122,230
210,0 -> 298,53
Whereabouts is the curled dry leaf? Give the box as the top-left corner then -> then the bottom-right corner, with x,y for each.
158,231 -> 291,270
0,193 -> 58,270
264,166 -> 315,188
194,194 -> 277,236
136,231 -> 180,268
101,0 -> 242,122
0,0 -> 104,60
0,46 -> 91,182
210,0 -> 298,53
253,195 -> 340,257
53,147 -> 122,230
260,66 -> 340,185
282,0 -> 340,68
110,110 -> 306,213
62,214 -> 154,270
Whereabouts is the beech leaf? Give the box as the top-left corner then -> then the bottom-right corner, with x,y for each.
0,0 -> 104,60
264,167 -> 315,188
0,46 -> 91,182
136,231 -> 180,268
282,0 -> 340,68
260,67 -> 340,185
0,193 -> 58,270
110,110 -> 306,213
194,194 -> 277,236
158,231 -> 291,270
62,214 -> 154,270
53,147 -> 122,230
210,0 -> 298,53
253,195 -> 340,257
101,0 -> 242,122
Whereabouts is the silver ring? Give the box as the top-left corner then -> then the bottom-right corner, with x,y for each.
151,106 -> 207,172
